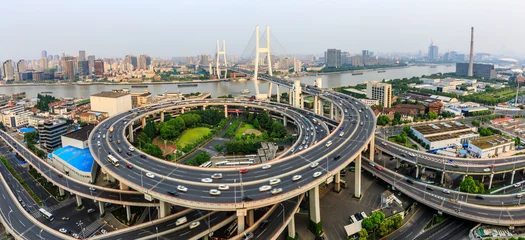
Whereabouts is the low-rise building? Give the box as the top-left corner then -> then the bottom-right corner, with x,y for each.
38,120 -> 67,152
360,98 -> 379,107
468,135 -> 514,158
131,90 -> 152,108
90,90 -> 132,117
411,122 -> 479,150
48,146 -> 96,184
490,117 -> 514,125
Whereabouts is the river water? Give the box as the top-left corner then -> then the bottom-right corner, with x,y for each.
0,65 -> 455,99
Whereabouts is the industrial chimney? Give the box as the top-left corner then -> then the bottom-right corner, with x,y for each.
468,27 -> 474,77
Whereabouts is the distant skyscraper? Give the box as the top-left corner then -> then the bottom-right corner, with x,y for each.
41,50 -> 47,58
78,60 -> 89,76
200,54 -> 210,66
79,50 -> 86,61
94,59 -> 104,77
17,60 -> 26,73
362,50 -> 370,56
428,42 -> 439,61
40,57 -> 49,70
87,55 -> 95,73
138,55 -> 147,70
62,56 -> 76,80
131,56 -> 137,70
145,56 -> 151,68
325,49 -> 342,68
2,60 -> 15,80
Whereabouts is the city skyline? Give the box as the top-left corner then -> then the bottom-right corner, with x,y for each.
1,0 -> 525,60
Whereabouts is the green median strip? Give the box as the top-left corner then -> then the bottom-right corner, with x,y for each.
0,156 -> 42,205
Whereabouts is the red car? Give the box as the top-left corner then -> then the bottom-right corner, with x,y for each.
239,169 -> 248,174
58,174 -> 63,178
375,166 -> 383,171
489,165 -> 494,169
126,164 -> 133,169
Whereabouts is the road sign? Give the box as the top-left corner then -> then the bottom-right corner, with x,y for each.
144,194 -> 153,201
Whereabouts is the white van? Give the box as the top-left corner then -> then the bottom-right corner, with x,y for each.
325,141 -> 333,147
176,216 -> 188,226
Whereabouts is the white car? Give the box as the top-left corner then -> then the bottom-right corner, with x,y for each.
177,185 -> 188,192
262,164 -> 272,170
381,142 -> 387,146
514,183 -> 522,188
369,162 -> 375,167
218,184 -> 229,190
483,168 -> 490,172
100,229 -> 107,234
189,221 -> 201,229
145,172 -> 155,178
442,189 -> 451,194
292,175 -> 302,181
201,178 -> 213,183
325,141 -> 332,147
211,173 -> 222,179
339,132 -> 344,137
313,172 -> 322,178
129,146 -> 135,152
310,162 -> 319,168
259,185 -> 272,192
209,189 -> 221,196
269,179 -> 281,185
59,228 -> 67,234
271,188 -> 283,195
89,187 -> 96,192
408,153 -> 415,157
97,141 -> 101,146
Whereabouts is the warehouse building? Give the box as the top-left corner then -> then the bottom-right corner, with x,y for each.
410,122 -> 479,150
468,135 -> 515,158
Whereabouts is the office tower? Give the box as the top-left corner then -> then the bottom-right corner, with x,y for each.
456,63 -> 496,79
366,81 -> 393,108
293,57 -> 302,72
94,59 -> 104,77
200,54 -> 210,66
138,55 -> 147,70
325,49 -> 342,68
78,60 -> 89,76
54,55 -> 60,61
428,42 -> 439,61
2,60 -> 15,80
468,27 -> 474,77
17,60 -> 27,73
362,50 -> 370,56
40,57 -> 49,70
145,56 -> 151,68
62,56 -> 76,80
87,55 -> 95,73
79,50 -> 86,61
38,120 -> 67,152
41,50 -> 47,58
131,56 -> 137,70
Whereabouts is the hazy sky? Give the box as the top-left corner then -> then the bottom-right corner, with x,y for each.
1,0 -> 524,60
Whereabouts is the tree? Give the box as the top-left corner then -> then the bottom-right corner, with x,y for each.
214,144 -> 224,153
460,176 -> 485,193
361,218 -> 374,231
142,143 -> 163,158
160,124 -> 177,140
24,132 -> 39,145
377,115 -> 390,126
358,228 -> 368,240
370,211 -> 385,226
143,120 -> 157,139
270,121 -> 286,138
428,111 -> 438,120
471,120 -> 480,127
392,112 -> 402,125
253,118 -> 260,129
515,137 -> 521,146
392,214 -> 402,229
135,132 -> 151,148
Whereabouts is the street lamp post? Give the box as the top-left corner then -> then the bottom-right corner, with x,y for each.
77,220 -> 85,239
279,203 -> 285,224
39,229 -> 43,240
156,227 -> 159,240
234,179 -> 237,204
499,202 -> 504,222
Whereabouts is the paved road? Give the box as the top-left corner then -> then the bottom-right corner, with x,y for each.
415,217 -> 476,240
388,205 -> 433,240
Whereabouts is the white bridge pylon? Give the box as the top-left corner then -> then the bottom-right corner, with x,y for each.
216,40 -> 227,79
253,26 -> 273,99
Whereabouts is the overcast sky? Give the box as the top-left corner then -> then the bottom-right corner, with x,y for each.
1,0 -> 524,60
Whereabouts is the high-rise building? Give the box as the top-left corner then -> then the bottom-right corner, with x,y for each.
428,43 -> 439,61
325,49 -> 342,68
38,120 -> 68,153
16,60 -> 26,73
200,54 -> 210,66
131,56 -> 137,70
79,50 -> 86,61
366,81 -> 392,108
138,55 -> 148,70
456,63 -> 496,80
62,56 -> 76,80
94,59 -> 104,77
78,60 -> 89,76
40,57 -> 49,70
293,57 -> 302,73
2,60 -> 15,80
41,50 -> 47,58
87,55 -> 95,73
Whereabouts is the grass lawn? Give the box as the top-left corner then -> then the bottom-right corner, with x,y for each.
176,127 -> 211,148
235,123 -> 260,138
388,136 -> 418,149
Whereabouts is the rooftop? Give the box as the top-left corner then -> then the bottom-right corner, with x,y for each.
470,135 -> 514,150
91,91 -> 130,98
412,122 -> 473,135
52,146 -> 94,172
62,124 -> 95,142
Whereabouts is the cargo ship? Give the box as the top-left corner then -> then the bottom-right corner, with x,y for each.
131,85 -> 148,88
352,73 -> 364,76
178,83 -> 198,87
377,70 -> 386,73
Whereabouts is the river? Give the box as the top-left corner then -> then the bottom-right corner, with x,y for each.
0,65 -> 455,99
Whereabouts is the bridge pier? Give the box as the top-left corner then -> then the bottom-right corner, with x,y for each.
276,85 -> 281,103
300,96 -> 304,109
76,195 -> 82,207
159,201 -> 171,218
288,214 -> 297,239
481,175 -> 485,183
369,136 -> 375,162
330,102 -> 334,120
128,125 -> 134,143
503,172 -> 506,180
511,170 -> 516,184
462,174 -> 466,182
334,172 -> 341,193
58,187 -> 65,196
396,159 -> 401,169
106,173 -> 115,183
141,117 -> 146,129
289,89 -> 293,104
354,153 -> 362,198
247,209 -> 254,227
440,172 -> 445,185
334,108 -> 339,121
98,201 -> 105,216
224,105 -> 228,118
415,165 -> 420,179
314,95 -> 319,114
236,209 -> 247,234
488,174 -> 494,189
119,181 -> 129,190
283,116 -> 287,127
160,111 -> 165,122
319,99 -> 324,116
126,205 -> 132,223
267,82 -> 273,99
308,186 -> 322,236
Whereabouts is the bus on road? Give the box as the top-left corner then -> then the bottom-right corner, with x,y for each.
107,155 -> 120,167
39,208 -> 54,221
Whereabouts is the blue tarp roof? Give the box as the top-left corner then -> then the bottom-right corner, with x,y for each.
52,146 -> 94,172
18,128 -> 36,133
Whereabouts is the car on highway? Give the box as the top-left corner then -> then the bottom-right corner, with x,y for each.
262,164 -> 272,170
100,229 -> 107,234
145,172 -> 155,178
201,178 -> 213,183
89,187 -> 96,191
426,186 -> 433,191
59,228 -> 68,234
140,154 -> 146,159
381,142 -> 387,146
240,168 -> 248,174
177,185 -> 188,192
333,155 -> 341,161
517,194 -> 523,199
97,141 -> 101,147
58,173 -> 63,178
269,179 -> 281,185
61,217 -> 70,221
313,172 -> 322,178
259,185 -> 272,192
310,162 -> 319,168
483,168 -> 490,172
211,173 -> 223,179
209,189 -> 221,196
87,208 -> 96,214
118,148 -> 122,153
117,140 -> 120,144
292,175 -> 302,181
514,183 -> 522,188
360,122 -> 363,126
218,184 -> 230,190
189,221 -> 201,229
339,132 -> 344,137
271,188 -> 283,195
408,153 -> 415,157
298,146 -> 303,151
369,162 -> 375,167
126,163 -> 133,169
167,190 -> 178,196
325,141 -> 332,147
129,146 -> 135,152
375,166 -> 382,171
176,217 -> 188,226
442,189 -> 451,194
242,232 -> 254,240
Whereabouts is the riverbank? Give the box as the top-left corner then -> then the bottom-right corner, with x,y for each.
309,65 -> 411,76
0,78 -> 231,87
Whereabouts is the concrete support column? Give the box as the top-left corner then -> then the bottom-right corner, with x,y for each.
267,82 -> 273,99
415,165 -> 420,179
141,117 -> 146,129
334,172 -> 341,192
462,174 -> 466,182
488,174 -> 494,189
160,111 -> 165,122
76,195 -> 82,207
319,100 -> 324,116
58,187 -> 65,196
481,175 -> 485,183
289,89 -> 293,104
247,210 -> 254,227
224,105 -> 228,118
511,170 -> 516,184
119,181 -> 129,190
503,172 -> 506,180
276,85 -> 280,103
308,186 -> 322,236
237,209 -> 247,234
440,172 -> 445,185
159,201 -> 171,218
314,95 -> 319,114
330,102 -> 334,120
288,214 -> 296,239
181,107 -> 185,114
106,173 -> 115,183
283,116 -> 287,127
396,159 -> 401,169
300,96 -> 304,109
203,105 -> 206,110
369,137 -> 375,162
335,108 -> 338,121
126,205 -> 132,223
128,125 -> 134,143
98,201 -> 105,216
355,154 -> 362,198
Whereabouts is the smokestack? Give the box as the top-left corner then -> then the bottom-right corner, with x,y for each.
468,27 -> 474,77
